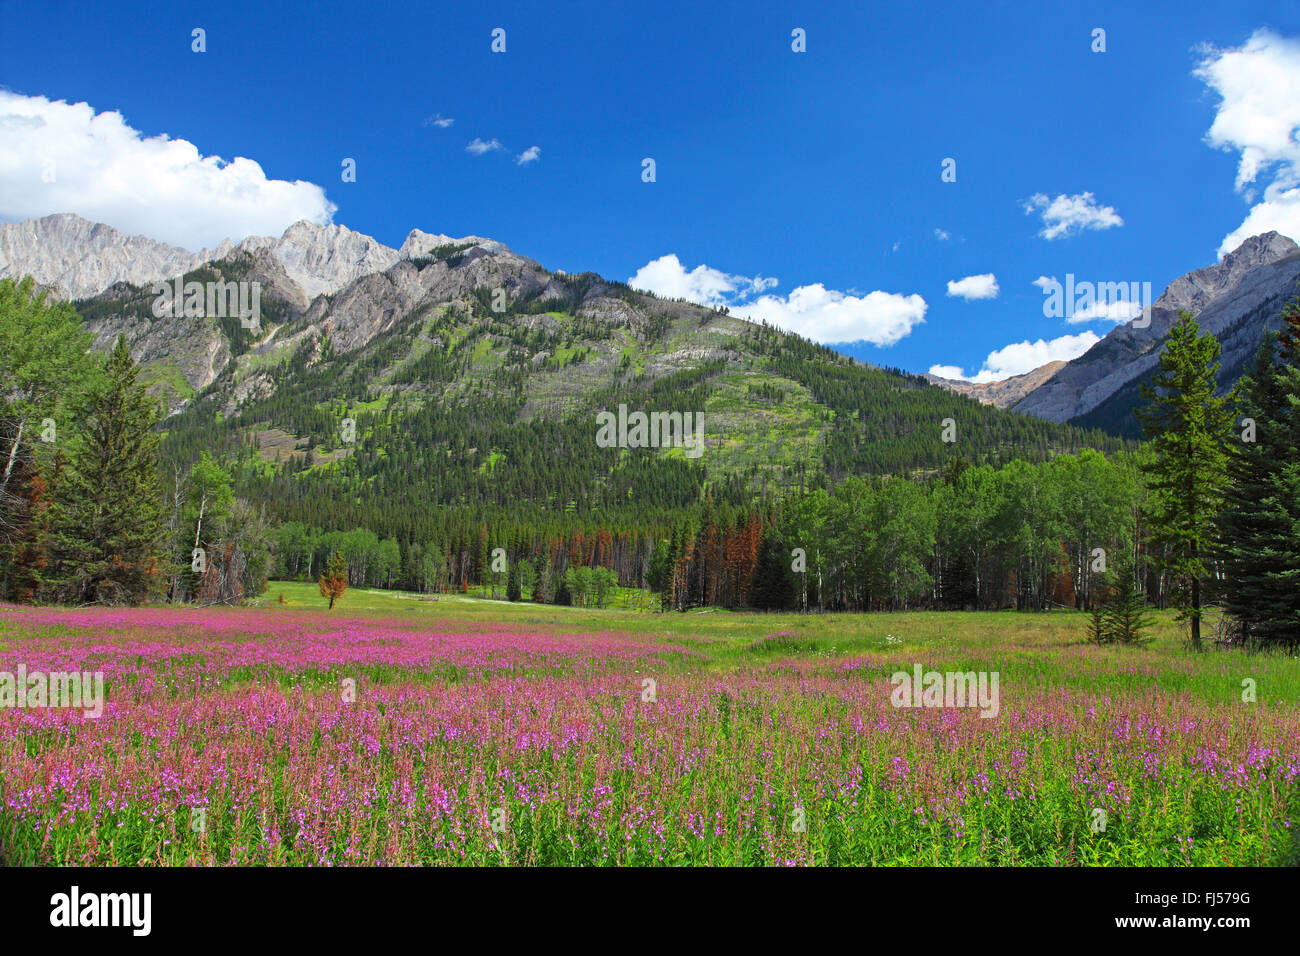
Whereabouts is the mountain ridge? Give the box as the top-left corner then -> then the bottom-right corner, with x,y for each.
0,213 -> 520,302
10,213 -> 1295,452
0,213 -> 1127,509
1010,232 -> 1300,428
923,361 -> 1067,408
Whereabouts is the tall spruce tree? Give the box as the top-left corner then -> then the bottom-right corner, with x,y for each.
1217,331 -> 1296,645
1102,551 -> 1154,646
1269,295 -> 1300,642
646,538 -> 673,611
1087,598 -> 1109,646
750,526 -> 794,610
41,336 -> 168,605
532,550 -> 553,603
1136,310 -> 1233,651
506,556 -> 522,601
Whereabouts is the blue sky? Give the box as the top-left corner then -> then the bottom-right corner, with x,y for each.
2,0 -> 1298,380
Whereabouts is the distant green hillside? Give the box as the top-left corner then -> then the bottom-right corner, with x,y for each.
135,263 -> 1128,537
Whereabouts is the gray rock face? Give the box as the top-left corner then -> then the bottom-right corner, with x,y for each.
0,213 -> 532,304
1012,232 -> 1300,423
293,245 -> 552,355
399,228 -> 512,259
8,213 -> 583,416
52,217 -> 763,432
236,221 -> 401,299
1156,232 -> 1297,317
75,247 -> 310,414
81,299 -> 231,416
0,213 -> 232,300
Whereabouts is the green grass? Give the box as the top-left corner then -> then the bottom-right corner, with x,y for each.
260,580 -> 1300,699
140,362 -> 197,402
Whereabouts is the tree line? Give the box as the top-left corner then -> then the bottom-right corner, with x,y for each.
1,273 -> 1297,649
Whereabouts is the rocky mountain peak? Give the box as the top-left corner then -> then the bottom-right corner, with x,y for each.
1010,231 -> 1300,428
1155,231 -> 1299,317
0,213 -> 526,304
235,221 -> 401,299
0,213 -> 231,300
399,228 -> 511,259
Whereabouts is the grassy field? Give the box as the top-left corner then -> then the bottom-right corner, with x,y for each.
1,582 -> 1296,866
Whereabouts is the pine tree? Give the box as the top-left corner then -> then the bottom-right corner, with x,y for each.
1102,552 -> 1153,646
506,556 -> 522,601
646,538 -> 673,611
41,336 -> 168,606
750,526 -> 794,610
1269,293 -> 1300,644
1136,310 -> 1233,651
1087,592 -> 1110,646
319,549 -> 348,609
473,522 -> 490,586
532,551 -> 553,603
1216,331 -> 1296,645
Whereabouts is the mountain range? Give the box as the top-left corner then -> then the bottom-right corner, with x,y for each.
0,212 -> 507,302
5,214 -> 1294,460
0,213 -> 1126,524
1046,233 -> 1300,437
926,231 -> 1300,436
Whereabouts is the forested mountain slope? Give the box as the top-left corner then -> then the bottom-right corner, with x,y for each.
0,213 -> 1127,539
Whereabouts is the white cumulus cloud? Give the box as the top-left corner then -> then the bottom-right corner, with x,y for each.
928,365 -> 967,380
516,146 -> 541,166
423,114 -> 455,128
629,254 -> 925,346
934,228 -> 951,241
736,285 -> 927,346
1023,192 -> 1123,240
930,331 -> 1099,383
1194,29 -> 1300,255
466,137 -> 504,155
628,254 -> 776,307
946,273 -> 999,300
0,91 -> 335,251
